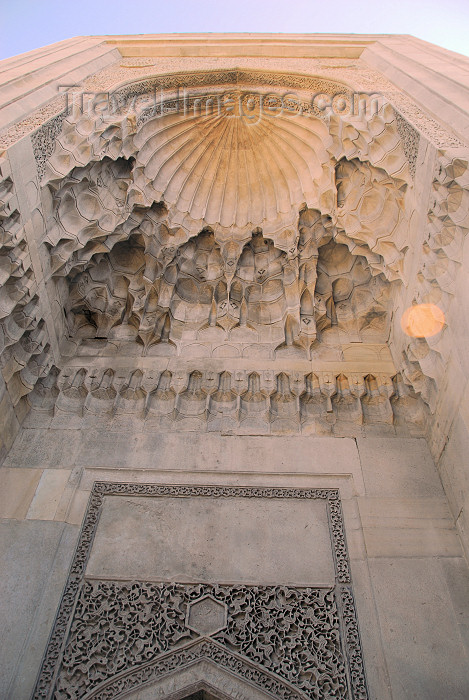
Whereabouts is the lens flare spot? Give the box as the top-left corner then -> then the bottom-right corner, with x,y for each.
401,303 -> 445,338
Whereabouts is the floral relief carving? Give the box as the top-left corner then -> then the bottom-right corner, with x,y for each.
86,639 -> 309,700
55,581 -> 350,700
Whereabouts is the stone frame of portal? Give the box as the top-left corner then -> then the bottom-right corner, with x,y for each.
32,483 -> 369,700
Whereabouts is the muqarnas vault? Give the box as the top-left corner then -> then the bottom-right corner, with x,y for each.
0,33 -> 469,700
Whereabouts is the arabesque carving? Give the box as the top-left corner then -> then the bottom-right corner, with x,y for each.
55,581 -> 349,700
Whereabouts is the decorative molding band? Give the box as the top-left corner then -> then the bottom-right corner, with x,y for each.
1,58 -> 464,153
85,638 -> 310,700
27,365 -> 427,438
30,109 -> 70,183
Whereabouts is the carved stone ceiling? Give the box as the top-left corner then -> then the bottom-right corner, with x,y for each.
8,71 -> 467,435
38,86 -> 412,363
130,104 -> 332,235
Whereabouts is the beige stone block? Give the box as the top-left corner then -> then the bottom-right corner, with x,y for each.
0,468 -> 42,519
79,467 -> 356,498
341,494 -> 362,527
26,469 -> 72,521
0,42 -> 118,130
358,492 -> 462,560
358,497 -> 454,528
346,526 -> 368,562
369,558 -> 469,699
456,500 -> 469,563
74,429 -> 140,468
440,557 -> 469,652
3,429 -> 82,468
439,413 -> 469,519
86,494 -> 335,586
0,520 -> 78,700
428,359 -> 468,460
65,488 -> 89,526
54,466 -> 83,521
357,437 -> 444,498
362,525 -> 462,558
459,382 -> 469,433
0,392 -> 21,463
349,558 -> 393,700
341,342 -> 395,372
73,432 -> 364,489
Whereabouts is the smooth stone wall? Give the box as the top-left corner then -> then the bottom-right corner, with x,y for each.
85,495 -> 335,585
0,429 -> 468,699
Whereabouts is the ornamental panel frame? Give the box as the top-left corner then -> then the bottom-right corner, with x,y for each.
32,483 -> 369,700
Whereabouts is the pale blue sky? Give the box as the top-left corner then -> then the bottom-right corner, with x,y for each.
1,0 -> 468,60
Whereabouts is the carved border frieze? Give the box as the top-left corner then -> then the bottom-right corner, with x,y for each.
30,109 -> 70,182
1,56 -> 465,156
83,638 -> 310,700
394,111 -> 420,178
28,365 -> 426,438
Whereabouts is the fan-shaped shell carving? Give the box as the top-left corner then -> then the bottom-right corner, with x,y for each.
131,107 -> 334,235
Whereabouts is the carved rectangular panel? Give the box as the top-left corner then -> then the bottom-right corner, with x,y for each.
85,495 -> 335,586
33,484 -> 368,700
